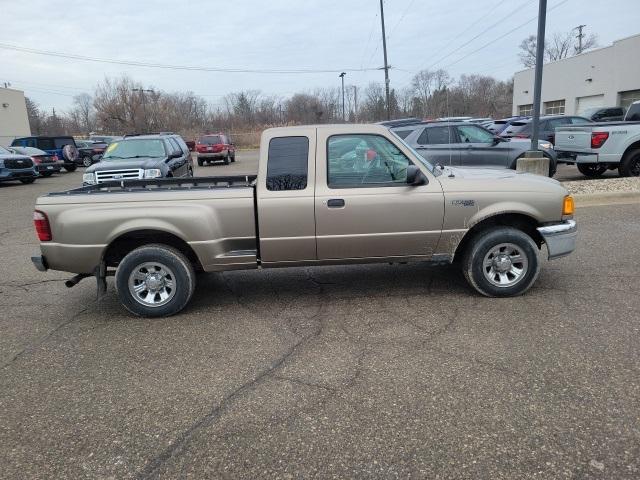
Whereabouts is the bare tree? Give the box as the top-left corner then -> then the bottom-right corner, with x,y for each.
519,29 -> 598,67
410,69 -> 451,117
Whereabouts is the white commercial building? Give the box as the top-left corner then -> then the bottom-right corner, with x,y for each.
513,33 -> 640,117
0,87 -> 31,147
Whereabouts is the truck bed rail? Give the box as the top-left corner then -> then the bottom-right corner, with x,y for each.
47,175 -> 257,196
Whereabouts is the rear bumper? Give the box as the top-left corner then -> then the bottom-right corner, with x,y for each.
197,152 -> 226,159
36,163 -> 63,173
31,255 -> 49,272
537,220 -> 577,260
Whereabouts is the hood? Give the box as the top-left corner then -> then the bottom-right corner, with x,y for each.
436,165 -> 565,195
86,157 -> 166,173
0,153 -> 32,161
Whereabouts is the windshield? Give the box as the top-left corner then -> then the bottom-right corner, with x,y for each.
390,131 -> 437,174
103,139 -> 167,159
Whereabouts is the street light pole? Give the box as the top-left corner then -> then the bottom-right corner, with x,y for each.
379,0 -> 391,120
339,72 -> 346,122
529,0 -> 547,152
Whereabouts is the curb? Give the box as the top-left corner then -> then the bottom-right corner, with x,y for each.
573,191 -> 640,207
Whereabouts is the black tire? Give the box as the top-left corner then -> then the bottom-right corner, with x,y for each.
577,163 -> 607,177
197,157 -> 204,167
41,172 -> 53,177
115,244 -> 196,317
82,156 -> 93,168
462,227 -> 540,298
618,149 -> 640,177
224,153 -> 230,165
64,164 -> 77,172
20,177 -> 36,184
543,154 -> 556,177
231,153 -> 236,163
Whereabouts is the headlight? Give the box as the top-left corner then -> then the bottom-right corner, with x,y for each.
82,172 -> 96,184
144,169 -> 162,179
539,142 -> 552,149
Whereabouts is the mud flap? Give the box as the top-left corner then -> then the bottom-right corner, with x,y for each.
95,262 -> 108,299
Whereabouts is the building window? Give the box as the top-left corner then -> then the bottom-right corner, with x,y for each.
518,104 -> 533,116
544,100 -> 565,115
619,90 -> 640,109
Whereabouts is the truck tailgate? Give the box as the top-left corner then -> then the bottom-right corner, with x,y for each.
554,127 -> 594,153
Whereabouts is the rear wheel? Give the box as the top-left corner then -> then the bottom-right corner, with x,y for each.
462,227 -> 540,297
82,157 -> 93,167
20,177 -> 36,184
577,163 -> 607,177
115,244 -> 196,317
64,164 -> 77,172
197,157 -> 204,167
224,153 -> 230,165
618,149 -> 640,177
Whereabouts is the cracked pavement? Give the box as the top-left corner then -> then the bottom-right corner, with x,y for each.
1,160 -> 639,479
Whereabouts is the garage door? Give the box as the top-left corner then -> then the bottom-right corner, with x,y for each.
575,94 -> 604,115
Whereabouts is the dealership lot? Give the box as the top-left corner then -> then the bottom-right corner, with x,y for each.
1,157 -> 639,478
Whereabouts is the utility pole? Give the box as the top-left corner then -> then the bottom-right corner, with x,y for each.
530,0 -> 547,152
379,0 -> 391,120
353,85 -> 358,123
339,72 -> 346,122
575,24 -> 586,54
132,88 -> 154,131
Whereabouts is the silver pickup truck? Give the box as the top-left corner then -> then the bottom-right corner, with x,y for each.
31,124 -> 577,317
555,120 -> 640,177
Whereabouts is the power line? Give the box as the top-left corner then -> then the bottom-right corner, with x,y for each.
441,0 -> 571,70
0,42 -> 380,74
420,0 -> 531,73
387,0 -> 417,39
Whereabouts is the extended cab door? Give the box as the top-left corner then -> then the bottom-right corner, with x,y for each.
314,128 -> 444,260
257,128 -> 317,263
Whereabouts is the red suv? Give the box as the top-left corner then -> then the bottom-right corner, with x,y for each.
195,133 -> 235,166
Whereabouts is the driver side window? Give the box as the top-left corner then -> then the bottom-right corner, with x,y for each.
327,134 -> 411,188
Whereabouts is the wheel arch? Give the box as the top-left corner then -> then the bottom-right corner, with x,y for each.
453,212 -> 543,262
103,229 -> 202,271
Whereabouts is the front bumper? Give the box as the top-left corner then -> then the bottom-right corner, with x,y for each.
0,167 -> 38,181
537,219 -> 577,260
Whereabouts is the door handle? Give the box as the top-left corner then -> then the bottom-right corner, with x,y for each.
327,199 -> 345,208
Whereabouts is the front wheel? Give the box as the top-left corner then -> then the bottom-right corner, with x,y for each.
115,244 -> 196,317
20,177 -> 36,184
577,163 -> 607,177
224,153 -> 230,165
462,227 -> 540,297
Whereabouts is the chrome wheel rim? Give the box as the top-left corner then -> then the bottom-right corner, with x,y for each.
83,157 -> 92,167
128,262 -> 176,307
482,243 -> 528,288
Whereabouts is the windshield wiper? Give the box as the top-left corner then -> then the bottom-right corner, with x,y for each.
118,155 -> 163,159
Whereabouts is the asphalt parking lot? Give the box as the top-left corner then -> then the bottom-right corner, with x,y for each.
1,154 -> 639,479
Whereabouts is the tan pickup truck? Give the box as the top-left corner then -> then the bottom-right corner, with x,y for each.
32,124 -> 577,317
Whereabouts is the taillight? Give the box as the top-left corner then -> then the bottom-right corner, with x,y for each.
591,131 -> 609,149
31,156 -> 42,164
33,210 -> 52,241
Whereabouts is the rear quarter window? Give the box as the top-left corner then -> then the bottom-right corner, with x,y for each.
266,136 -> 309,191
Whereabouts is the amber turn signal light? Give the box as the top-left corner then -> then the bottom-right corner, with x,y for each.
562,195 -> 575,216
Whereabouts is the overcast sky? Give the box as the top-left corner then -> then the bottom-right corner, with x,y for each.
2,0 -> 638,112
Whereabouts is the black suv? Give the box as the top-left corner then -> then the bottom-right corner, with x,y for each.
11,136 -> 79,172
82,134 -> 193,185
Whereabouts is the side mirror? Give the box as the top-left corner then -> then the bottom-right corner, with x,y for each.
406,165 -> 427,186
